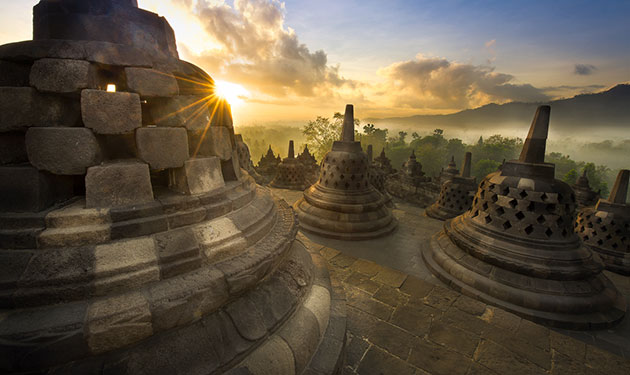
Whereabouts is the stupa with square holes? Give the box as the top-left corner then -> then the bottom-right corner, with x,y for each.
576,169 -> 630,275
573,169 -> 600,208
426,152 -> 477,220
0,1 -> 346,373
423,106 -> 625,329
294,105 -> 397,240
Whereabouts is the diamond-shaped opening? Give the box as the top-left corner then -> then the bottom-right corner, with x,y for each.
606,234 -> 612,240
489,184 -> 496,190
584,235 -> 589,240
484,215 -> 492,224
612,243 -> 619,249
482,202 -> 489,210
537,215 -> 545,224
524,225 -> 534,235
472,210 -> 480,217
508,199 -> 518,208
340,174 -> 345,180
519,190 -> 528,199
562,229 -> 568,237
503,220 -> 512,230
595,217 -> 602,224
345,182 -> 350,189
527,201 -> 536,212
545,228 -> 553,237
597,239 -> 604,245
579,226 -> 585,232
496,207 -> 505,216
601,225 -> 607,232
587,222 -> 593,228
502,186 -> 510,195
541,192 -> 548,201
491,194 -> 498,203
515,211 -> 525,220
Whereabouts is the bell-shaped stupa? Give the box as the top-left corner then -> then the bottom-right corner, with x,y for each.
423,106 -> 625,329
573,169 -> 600,208
439,155 -> 460,183
255,144 -> 280,181
0,1 -> 346,373
297,144 -> 320,185
374,148 -> 395,175
270,140 -> 308,190
426,152 -> 476,220
294,105 -> 397,240
576,169 -> 630,275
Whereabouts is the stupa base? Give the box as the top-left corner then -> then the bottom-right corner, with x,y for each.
425,202 -> 461,221
423,230 -> 626,330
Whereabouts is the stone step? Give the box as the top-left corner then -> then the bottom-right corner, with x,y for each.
38,224 -> 111,248
44,200 -> 110,229
0,227 -> 43,249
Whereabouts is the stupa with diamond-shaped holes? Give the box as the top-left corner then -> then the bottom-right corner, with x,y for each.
424,106 -> 625,329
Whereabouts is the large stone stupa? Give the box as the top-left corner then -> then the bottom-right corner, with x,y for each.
0,1 -> 345,373
426,152 -> 476,220
270,140 -> 308,190
576,169 -> 630,275
423,106 -> 626,329
294,105 -> 397,240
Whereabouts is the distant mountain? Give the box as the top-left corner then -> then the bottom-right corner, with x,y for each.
365,84 -> 630,138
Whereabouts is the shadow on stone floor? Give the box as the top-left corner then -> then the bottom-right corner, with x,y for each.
270,187 -> 630,363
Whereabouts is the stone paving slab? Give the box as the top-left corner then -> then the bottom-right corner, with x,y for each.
269,187 -> 630,360
315,246 -> 630,375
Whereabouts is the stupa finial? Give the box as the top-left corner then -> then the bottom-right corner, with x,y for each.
462,152 -> 472,178
288,140 -> 295,159
342,104 -> 355,142
609,169 -> 629,204
519,105 -> 550,164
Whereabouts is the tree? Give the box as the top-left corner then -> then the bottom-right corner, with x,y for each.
363,123 -> 376,135
563,169 -> 579,185
303,116 -> 342,160
398,131 -> 408,145
412,132 -> 420,140
473,159 -> 501,180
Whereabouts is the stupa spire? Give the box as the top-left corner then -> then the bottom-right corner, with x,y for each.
288,140 -> 295,159
519,105 -> 550,164
609,169 -> 629,204
461,152 -> 472,178
342,104 -> 355,142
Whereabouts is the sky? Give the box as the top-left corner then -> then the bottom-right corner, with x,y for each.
1,0 -> 629,126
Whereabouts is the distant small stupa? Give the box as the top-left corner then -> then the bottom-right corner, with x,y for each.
270,140 -> 307,190
426,152 -> 476,220
576,169 -> 630,274
572,169 -> 599,208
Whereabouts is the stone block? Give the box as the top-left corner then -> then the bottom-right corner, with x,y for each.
125,67 -> 179,98
188,126 -> 233,160
208,98 -> 234,128
170,157 -> 225,195
149,95 -> 210,128
0,165 -> 74,213
0,132 -> 28,165
0,60 -> 31,86
29,58 -> 91,93
26,127 -> 102,175
0,87 -> 80,131
81,89 -> 141,134
85,161 -> 154,208
136,127 -> 188,169
87,292 -> 153,354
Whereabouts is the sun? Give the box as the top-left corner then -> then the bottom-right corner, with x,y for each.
214,80 -> 249,107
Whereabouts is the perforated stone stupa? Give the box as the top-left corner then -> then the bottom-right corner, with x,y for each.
423,106 -> 626,329
576,169 -> 630,275
270,140 -> 308,190
426,152 -> 476,220
297,144 -> 320,185
573,170 -> 600,208
294,105 -> 397,240
255,145 -> 281,183
439,156 -> 460,183
0,1 -> 345,373
384,149 -> 436,207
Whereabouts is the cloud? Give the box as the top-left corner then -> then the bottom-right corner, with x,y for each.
377,54 -> 551,110
177,0 -> 353,97
484,39 -> 497,64
574,64 -> 597,75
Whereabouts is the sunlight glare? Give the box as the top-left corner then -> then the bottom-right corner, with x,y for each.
214,80 -> 250,107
